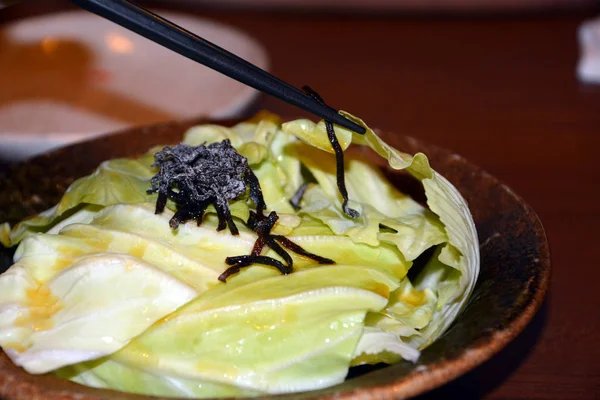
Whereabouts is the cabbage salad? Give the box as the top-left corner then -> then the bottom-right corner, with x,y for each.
0,113 -> 479,398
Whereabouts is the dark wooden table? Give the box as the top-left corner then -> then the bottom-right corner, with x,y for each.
2,2 -> 600,399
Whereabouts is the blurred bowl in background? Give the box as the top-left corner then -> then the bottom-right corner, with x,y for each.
0,10 -> 268,161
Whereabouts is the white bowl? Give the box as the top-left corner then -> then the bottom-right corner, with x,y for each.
0,10 -> 268,161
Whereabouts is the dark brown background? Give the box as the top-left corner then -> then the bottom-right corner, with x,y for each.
1,1 -> 600,399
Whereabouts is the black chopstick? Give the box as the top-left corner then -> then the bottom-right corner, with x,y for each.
68,0 -> 367,135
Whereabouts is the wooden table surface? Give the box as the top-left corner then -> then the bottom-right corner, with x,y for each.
2,2 -> 600,399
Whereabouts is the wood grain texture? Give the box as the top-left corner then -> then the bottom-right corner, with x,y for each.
1,2 -> 599,399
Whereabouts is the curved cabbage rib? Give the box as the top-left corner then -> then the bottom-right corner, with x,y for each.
346,112 -> 479,348
282,112 -> 479,354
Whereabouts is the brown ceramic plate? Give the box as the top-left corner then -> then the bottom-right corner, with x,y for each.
0,118 -> 550,400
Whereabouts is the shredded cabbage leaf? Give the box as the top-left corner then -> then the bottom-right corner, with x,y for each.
0,113 -> 479,398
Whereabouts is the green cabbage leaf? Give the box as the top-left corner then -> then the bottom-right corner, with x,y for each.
0,113 -> 478,397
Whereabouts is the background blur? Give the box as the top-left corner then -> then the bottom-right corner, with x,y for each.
1,0 -> 600,399
1,0 -> 598,12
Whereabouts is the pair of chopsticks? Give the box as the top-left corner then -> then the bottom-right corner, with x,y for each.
69,0 -> 366,134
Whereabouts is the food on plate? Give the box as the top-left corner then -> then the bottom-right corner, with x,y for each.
0,111 -> 479,398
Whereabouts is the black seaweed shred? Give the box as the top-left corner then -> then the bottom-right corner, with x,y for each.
289,182 -> 308,210
221,255 -> 288,282
147,140 -> 264,235
244,168 -> 267,216
271,235 -> 334,265
289,164 -> 316,210
149,140 -> 334,282
219,211 -> 335,282
301,86 -> 359,219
